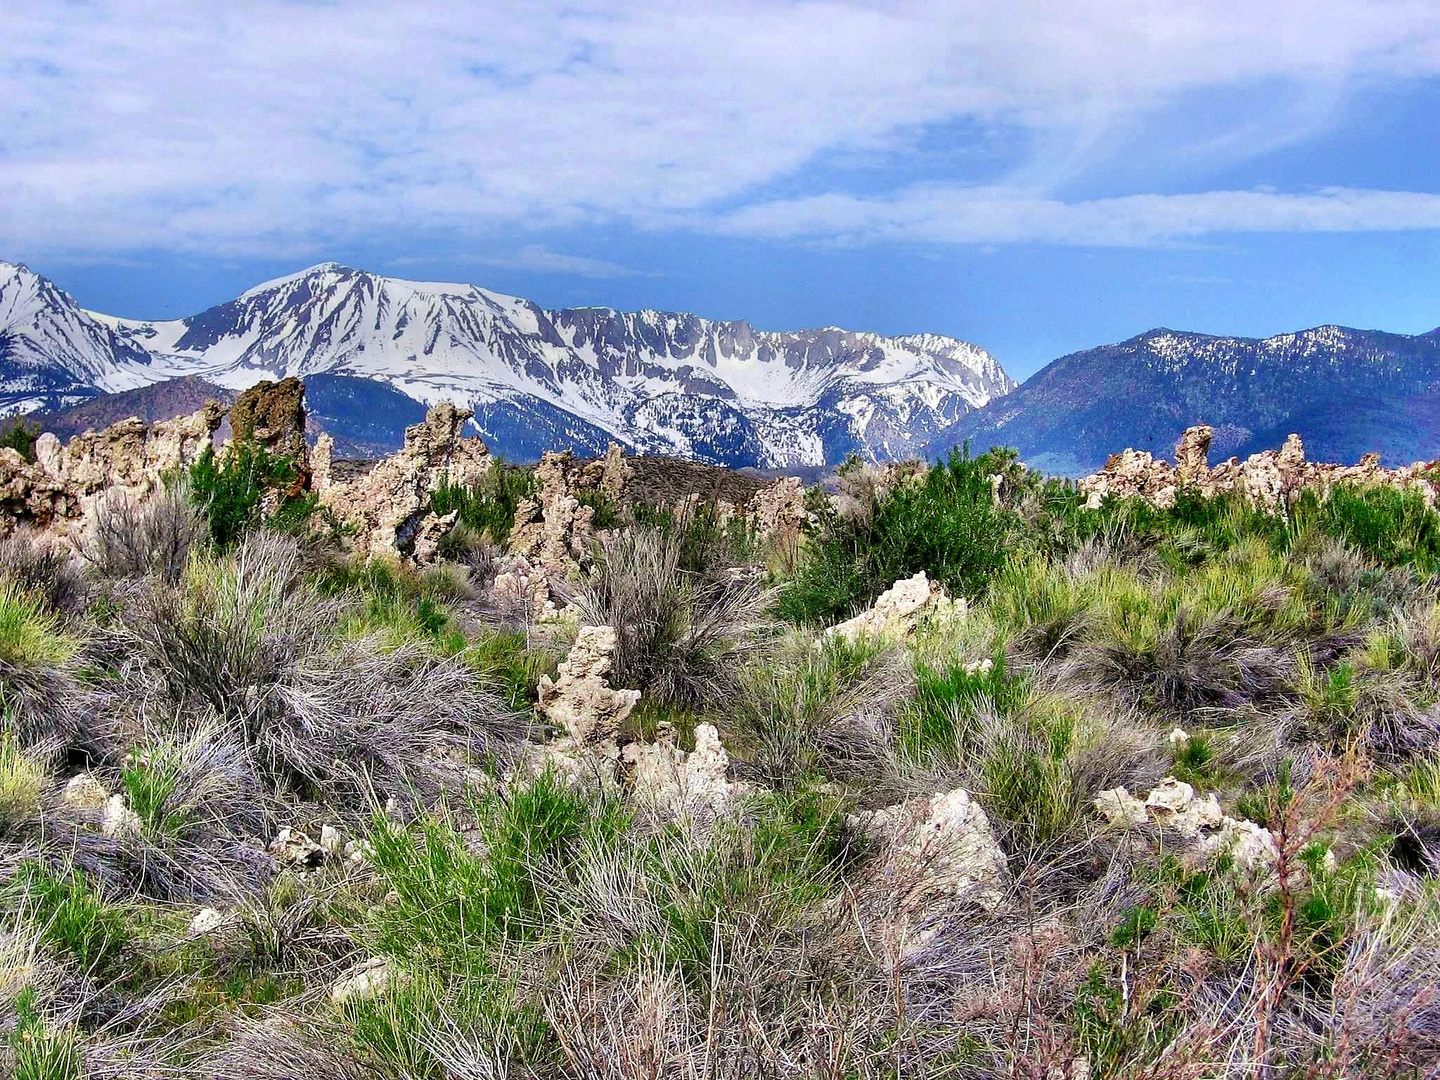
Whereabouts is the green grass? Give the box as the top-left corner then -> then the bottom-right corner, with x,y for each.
9,987 -> 81,1080
463,628 -> 552,710
0,731 -> 44,833
777,446 -> 1022,625
120,742 -> 190,841
6,862 -> 130,973
0,580 -> 78,668
367,771 -> 630,974
898,650 -> 1027,760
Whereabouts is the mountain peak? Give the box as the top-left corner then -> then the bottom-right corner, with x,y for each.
4,259 -> 1014,467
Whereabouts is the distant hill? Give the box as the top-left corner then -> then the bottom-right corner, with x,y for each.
930,325 -> 1440,475
30,375 -> 235,441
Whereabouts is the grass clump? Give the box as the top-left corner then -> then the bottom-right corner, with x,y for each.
577,526 -> 771,708
6,862 -> 129,973
0,581 -> 77,670
778,446 -> 1022,625
8,987 -> 81,1080
0,733 -> 44,834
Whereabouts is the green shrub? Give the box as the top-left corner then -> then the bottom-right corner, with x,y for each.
188,442 -> 311,548
778,446 -> 1021,626
431,460 -> 534,547
0,417 -> 39,463
1294,484 -> 1440,574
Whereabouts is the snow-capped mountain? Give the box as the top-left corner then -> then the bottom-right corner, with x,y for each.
0,260 -> 1014,466
0,262 -> 165,412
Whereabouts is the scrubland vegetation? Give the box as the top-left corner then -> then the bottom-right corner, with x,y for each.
2,441 -> 1439,1078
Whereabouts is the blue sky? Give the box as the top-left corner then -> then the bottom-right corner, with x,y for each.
3,2 -> 1439,380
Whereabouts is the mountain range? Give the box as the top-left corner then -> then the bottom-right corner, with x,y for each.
0,261 -> 1013,467
5,259 -> 1438,471
930,325 -> 1440,474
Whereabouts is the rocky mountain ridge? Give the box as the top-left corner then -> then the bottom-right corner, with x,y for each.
0,260 -> 1015,467
932,324 -> 1440,474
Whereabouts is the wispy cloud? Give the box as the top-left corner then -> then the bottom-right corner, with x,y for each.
2,1 -> 1439,259
469,246 -> 656,279
700,186 -> 1440,247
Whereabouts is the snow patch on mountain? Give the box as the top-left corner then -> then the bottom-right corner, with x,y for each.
3,260 -> 1015,466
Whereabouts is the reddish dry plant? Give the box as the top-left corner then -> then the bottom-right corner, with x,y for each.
1250,749 -> 1368,1069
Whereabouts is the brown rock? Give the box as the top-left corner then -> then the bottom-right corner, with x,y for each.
231,377 -> 307,460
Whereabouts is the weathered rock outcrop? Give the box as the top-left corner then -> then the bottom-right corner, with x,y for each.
1,402 -> 226,535
1080,424 -> 1440,513
536,626 -> 640,767
508,450 -> 598,582
1095,777 -> 1281,878
625,721 -> 753,823
230,377 -> 307,461
316,403 -> 490,560
827,571 -> 964,644
856,787 -> 1010,960
748,475 -> 807,547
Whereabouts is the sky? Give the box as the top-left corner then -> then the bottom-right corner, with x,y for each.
3,1 -> 1440,380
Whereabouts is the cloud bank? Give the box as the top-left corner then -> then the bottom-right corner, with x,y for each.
2,0 -> 1439,257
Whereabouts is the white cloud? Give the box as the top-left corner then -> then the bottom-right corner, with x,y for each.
467,246 -> 655,279
1,1 -> 1439,257
703,186 -> 1440,246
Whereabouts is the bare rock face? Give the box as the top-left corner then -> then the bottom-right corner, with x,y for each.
827,571 -> 964,644
491,553 -> 562,622
856,788 -> 1009,960
748,475 -> 807,547
318,403 -> 491,561
536,626 -> 640,761
230,377 -> 308,460
625,722 -> 753,823
584,441 -> 633,506
330,956 -> 409,1004
1081,424 -> 1440,513
1173,423 -> 1213,485
61,773 -> 109,811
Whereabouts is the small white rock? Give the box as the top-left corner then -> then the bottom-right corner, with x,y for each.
330,956 -> 408,1004
62,774 -> 108,811
189,907 -> 236,936
1094,786 -> 1149,827
319,824 -> 345,857
269,827 -> 325,867
1169,728 -> 1190,748
100,793 -> 142,838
